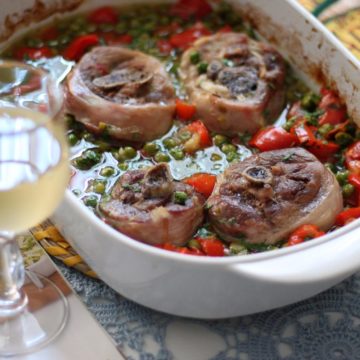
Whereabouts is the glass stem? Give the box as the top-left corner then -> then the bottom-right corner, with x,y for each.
0,233 -> 27,317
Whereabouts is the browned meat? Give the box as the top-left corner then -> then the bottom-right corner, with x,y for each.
179,33 -> 286,135
206,148 -> 343,245
98,164 -> 205,246
66,46 -> 175,142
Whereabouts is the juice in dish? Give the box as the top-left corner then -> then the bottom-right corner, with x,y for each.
3,1 -> 358,255
0,107 -> 69,233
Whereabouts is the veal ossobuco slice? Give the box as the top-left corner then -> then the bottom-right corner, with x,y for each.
66,46 -> 176,142
98,164 -> 205,246
206,148 -> 343,245
179,32 -> 286,135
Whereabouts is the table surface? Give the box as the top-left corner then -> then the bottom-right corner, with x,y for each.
57,260 -> 360,360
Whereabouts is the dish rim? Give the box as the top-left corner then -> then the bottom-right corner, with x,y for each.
3,0 -> 357,265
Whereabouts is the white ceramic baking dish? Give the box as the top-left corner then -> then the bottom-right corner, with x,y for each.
2,0 -> 360,319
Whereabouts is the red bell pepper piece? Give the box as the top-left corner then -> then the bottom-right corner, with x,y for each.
348,174 -> 360,207
186,120 -> 212,147
170,0 -> 212,20
197,238 -> 225,256
88,6 -> 118,24
349,173 -> 360,189
15,46 -> 53,60
63,34 -> 100,61
335,207 -> 360,226
176,247 -> 204,256
156,39 -> 173,55
318,89 -> 347,125
175,100 -> 196,120
286,224 -> 325,246
292,123 -> 317,145
345,141 -> 360,175
183,173 -> 216,198
157,243 -> 204,256
170,22 -> 211,50
249,126 -> 298,151
306,140 -> 339,162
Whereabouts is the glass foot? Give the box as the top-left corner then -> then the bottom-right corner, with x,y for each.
0,272 -> 69,357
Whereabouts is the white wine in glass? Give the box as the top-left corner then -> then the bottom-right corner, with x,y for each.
0,62 -> 69,356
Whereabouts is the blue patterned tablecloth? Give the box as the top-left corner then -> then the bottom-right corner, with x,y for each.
56,259 -> 360,360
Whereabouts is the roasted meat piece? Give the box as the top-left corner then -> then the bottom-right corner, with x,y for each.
179,33 -> 286,135
207,148 -> 343,245
66,46 -> 175,142
98,164 -> 205,246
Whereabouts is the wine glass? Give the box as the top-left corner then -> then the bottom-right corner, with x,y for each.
0,61 -> 69,356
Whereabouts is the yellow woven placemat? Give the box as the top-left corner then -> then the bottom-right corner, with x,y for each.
31,221 -> 97,278
32,0 -> 360,278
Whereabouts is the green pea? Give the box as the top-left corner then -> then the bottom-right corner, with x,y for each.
343,183 -> 355,197
229,243 -> 248,255
74,149 -> 102,170
124,146 -> 137,159
163,137 -> 177,149
96,141 -> 111,152
174,191 -> 188,205
170,148 -> 185,160
118,147 -> 136,161
318,123 -> 334,137
83,195 -> 98,208
213,134 -> 228,147
301,92 -> 320,112
154,152 -> 170,163
283,116 -> 297,132
190,51 -> 201,64
210,153 -> 222,161
188,239 -> 201,250
100,166 -> 115,177
336,170 -> 349,185
221,143 -> 236,154
118,162 -> 129,171
335,132 -> 353,147
325,162 -> 336,173
67,133 -> 78,146
143,142 -> 159,156
93,181 -> 106,194
226,152 -> 238,162
197,62 -> 208,74
83,132 -> 95,142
